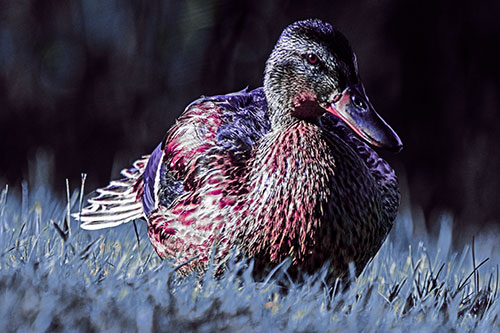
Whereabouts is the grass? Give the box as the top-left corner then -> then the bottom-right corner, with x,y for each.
0,181 -> 499,332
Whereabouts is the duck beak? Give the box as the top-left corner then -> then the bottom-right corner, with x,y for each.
325,82 -> 403,152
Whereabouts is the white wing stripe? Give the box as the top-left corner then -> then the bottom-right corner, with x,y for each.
73,155 -> 150,229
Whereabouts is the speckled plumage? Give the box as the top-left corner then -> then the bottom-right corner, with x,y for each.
75,19 -> 402,280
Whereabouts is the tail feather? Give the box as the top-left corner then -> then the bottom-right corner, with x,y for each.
72,155 -> 150,230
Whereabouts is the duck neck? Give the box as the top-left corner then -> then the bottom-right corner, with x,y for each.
264,83 -> 324,128
266,97 -> 297,129
264,68 -> 298,128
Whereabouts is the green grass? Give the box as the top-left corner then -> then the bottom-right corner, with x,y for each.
0,182 -> 498,331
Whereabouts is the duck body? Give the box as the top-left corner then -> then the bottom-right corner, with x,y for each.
76,19 -> 401,279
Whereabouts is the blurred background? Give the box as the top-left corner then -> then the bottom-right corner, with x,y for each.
0,0 -> 499,239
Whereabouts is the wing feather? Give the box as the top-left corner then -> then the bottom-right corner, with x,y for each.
72,156 -> 149,230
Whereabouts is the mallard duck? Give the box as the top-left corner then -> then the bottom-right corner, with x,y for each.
74,19 -> 402,280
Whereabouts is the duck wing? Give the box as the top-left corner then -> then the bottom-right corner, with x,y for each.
142,88 -> 270,219
74,88 -> 269,230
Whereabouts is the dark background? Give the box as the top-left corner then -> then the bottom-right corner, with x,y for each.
1,0 -> 499,237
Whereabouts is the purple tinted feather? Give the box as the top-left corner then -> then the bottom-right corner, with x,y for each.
216,88 -> 270,155
158,162 -> 184,209
142,143 -> 163,216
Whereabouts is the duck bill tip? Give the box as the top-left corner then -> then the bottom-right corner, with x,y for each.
325,101 -> 403,153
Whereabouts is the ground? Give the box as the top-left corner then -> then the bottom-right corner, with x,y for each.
0,183 -> 498,331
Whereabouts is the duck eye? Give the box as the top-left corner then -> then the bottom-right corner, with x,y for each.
306,53 -> 318,65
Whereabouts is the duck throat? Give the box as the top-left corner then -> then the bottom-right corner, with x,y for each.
243,120 -> 336,263
292,98 -> 325,119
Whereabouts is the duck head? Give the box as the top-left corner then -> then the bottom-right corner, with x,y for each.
264,19 -> 402,152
